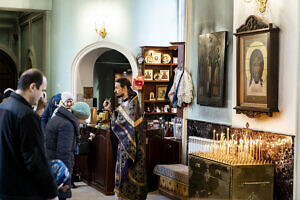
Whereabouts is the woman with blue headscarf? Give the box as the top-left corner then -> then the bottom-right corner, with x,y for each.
41,93 -> 61,131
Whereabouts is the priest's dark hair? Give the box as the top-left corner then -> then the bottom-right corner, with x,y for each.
115,78 -> 137,100
17,68 -> 45,91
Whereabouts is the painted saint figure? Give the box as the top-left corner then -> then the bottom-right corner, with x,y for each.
212,47 -> 221,96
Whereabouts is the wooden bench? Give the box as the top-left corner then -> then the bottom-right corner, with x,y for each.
153,164 -> 189,200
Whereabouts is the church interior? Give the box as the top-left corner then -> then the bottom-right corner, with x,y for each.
0,0 -> 299,199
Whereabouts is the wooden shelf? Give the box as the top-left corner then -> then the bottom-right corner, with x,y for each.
141,43 -> 184,118
144,80 -> 169,83
144,63 -> 177,66
144,112 -> 177,115
145,63 -> 173,67
144,100 -> 169,103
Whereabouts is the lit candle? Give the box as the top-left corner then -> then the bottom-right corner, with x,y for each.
255,139 -> 258,161
259,136 -> 262,162
226,139 -> 229,155
258,141 -> 261,161
250,139 -> 253,159
216,133 -> 219,154
234,140 -> 237,156
213,129 -> 216,143
227,128 -> 229,141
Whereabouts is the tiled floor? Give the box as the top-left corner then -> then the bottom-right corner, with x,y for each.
71,182 -> 171,200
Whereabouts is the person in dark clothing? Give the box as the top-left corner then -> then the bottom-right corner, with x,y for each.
104,78 -> 148,200
45,102 -> 90,200
0,88 -> 14,103
41,93 -> 61,131
0,68 -> 58,200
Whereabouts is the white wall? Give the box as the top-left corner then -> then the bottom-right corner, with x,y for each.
232,0 -> 299,135
50,0 -> 178,96
187,0 -> 233,125
0,0 -> 52,11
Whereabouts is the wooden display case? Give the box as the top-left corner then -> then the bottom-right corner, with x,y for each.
140,42 -> 185,117
141,42 -> 185,190
146,130 -> 182,190
74,126 -> 115,195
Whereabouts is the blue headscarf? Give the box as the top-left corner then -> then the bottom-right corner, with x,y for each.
53,93 -> 61,105
41,93 -> 61,131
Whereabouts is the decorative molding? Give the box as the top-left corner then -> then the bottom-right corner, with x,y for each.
235,109 -> 265,118
234,107 -> 273,118
70,41 -> 138,99
236,15 -> 269,33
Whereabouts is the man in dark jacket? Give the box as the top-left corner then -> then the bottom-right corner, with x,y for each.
0,68 -> 58,200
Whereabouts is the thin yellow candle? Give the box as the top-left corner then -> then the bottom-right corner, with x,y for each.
245,142 -> 248,162
234,140 -> 237,157
255,139 -> 258,161
250,139 -> 253,159
216,133 -> 219,154
227,128 -> 229,141
226,139 -> 229,155
213,129 -> 216,143
258,141 -> 261,161
259,136 -> 262,161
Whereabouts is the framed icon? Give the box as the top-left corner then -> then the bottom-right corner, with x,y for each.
153,72 -> 162,81
83,87 -> 93,99
149,92 -> 155,101
152,52 -> 161,64
144,69 -> 153,80
156,85 -> 167,100
197,31 -> 227,107
234,15 -> 279,117
160,70 -> 169,81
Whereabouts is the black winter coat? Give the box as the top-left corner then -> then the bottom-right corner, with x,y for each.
0,93 -> 58,200
45,106 -> 79,199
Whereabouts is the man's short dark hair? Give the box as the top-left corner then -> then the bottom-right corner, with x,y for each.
17,68 -> 45,90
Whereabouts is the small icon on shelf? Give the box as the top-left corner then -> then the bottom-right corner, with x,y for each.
144,69 -> 153,80
149,92 -> 155,101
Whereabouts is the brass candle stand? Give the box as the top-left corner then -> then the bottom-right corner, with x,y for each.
193,123 -> 271,166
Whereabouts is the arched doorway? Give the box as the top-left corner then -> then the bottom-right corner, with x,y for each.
0,50 -> 17,93
94,49 -> 132,109
70,41 -> 138,100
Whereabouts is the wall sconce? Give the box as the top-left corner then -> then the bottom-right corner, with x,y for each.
95,23 -> 107,39
244,0 -> 268,13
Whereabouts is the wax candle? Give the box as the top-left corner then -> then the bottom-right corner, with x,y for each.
227,128 -> 229,141
213,129 -> 216,143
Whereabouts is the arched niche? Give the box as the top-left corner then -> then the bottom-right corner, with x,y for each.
0,46 -> 18,70
24,48 -> 37,70
0,48 -> 18,92
70,41 -> 138,100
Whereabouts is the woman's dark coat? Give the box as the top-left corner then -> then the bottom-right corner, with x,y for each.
45,106 -> 79,199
